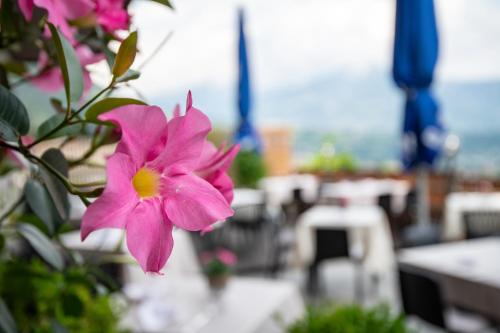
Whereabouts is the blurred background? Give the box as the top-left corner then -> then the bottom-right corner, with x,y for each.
7,0 -> 500,332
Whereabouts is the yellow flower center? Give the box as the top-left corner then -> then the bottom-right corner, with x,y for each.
132,168 -> 160,198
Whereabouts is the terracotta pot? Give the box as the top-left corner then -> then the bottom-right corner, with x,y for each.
207,274 -> 230,290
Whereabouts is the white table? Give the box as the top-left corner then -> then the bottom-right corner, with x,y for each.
443,192 -> 500,240
122,271 -> 305,333
398,238 -> 500,322
320,179 -> 410,214
258,174 -> 320,207
296,205 -> 394,276
232,188 -> 266,208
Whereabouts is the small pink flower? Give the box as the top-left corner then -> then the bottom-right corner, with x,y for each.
18,0 -> 95,43
95,0 -> 129,32
31,45 -> 104,97
216,248 -> 237,266
81,92 -> 235,273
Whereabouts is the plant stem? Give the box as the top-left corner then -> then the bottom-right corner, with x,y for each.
26,83 -> 114,149
0,196 -> 24,225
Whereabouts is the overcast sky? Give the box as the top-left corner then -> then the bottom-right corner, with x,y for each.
119,0 -> 500,100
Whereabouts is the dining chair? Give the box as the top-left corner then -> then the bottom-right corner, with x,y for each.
307,229 -> 350,295
463,211 -> 500,239
399,266 -> 489,333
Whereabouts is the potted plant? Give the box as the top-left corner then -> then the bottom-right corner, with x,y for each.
200,248 -> 237,291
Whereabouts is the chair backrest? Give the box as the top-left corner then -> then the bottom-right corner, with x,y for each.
314,229 -> 349,264
464,211 -> 500,239
398,266 -> 446,329
231,203 -> 267,224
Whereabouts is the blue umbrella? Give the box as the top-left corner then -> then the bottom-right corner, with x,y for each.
392,0 -> 444,169
234,9 -> 261,153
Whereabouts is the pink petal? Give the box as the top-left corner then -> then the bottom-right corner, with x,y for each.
162,174 -> 234,231
99,105 -> 168,168
58,0 -> 94,20
125,199 -> 174,273
205,170 -> 235,204
186,90 -> 193,111
98,8 -> 129,31
149,107 -> 211,172
172,104 -> 181,118
18,0 -> 34,21
81,153 -> 138,240
76,45 -> 105,66
217,248 -> 237,265
34,0 -> 77,43
30,67 -> 64,92
197,143 -> 240,176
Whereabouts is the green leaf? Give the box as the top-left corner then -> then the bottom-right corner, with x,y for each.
0,298 -> 17,333
115,69 -> 141,83
24,180 -> 59,234
112,31 -> 138,78
47,23 -> 84,106
37,114 -> 82,139
16,223 -> 64,270
61,293 -> 84,317
40,149 -> 69,222
151,0 -> 174,8
0,85 -> 30,141
85,97 -> 146,122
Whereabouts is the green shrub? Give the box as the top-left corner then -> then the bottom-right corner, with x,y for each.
0,260 -> 127,333
288,304 -> 414,333
232,150 -> 266,188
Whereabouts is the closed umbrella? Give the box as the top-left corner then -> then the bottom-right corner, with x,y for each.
234,9 -> 261,153
392,0 -> 445,225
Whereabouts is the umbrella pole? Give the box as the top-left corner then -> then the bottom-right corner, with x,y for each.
416,166 -> 431,225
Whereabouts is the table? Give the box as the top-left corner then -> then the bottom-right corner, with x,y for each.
320,179 -> 410,214
443,192 -> 500,240
296,205 -> 394,276
232,188 -> 266,208
398,238 -> 500,323
258,174 -> 320,207
122,269 -> 305,333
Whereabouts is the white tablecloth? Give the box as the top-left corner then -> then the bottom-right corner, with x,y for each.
232,188 -> 266,208
320,179 -> 410,214
296,205 -> 394,275
443,192 -> 500,240
122,273 -> 305,333
258,174 -> 320,207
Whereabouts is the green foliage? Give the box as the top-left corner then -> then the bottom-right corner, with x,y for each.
0,85 -> 30,141
47,23 -> 84,106
203,259 -> 231,277
288,304 -> 414,333
0,260 -> 127,333
305,152 -> 358,173
112,31 -> 138,79
233,150 -> 266,188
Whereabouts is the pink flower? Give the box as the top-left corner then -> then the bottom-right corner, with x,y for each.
31,45 -> 104,96
171,96 -> 240,205
18,0 -> 128,42
18,0 -> 94,43
216,248 -> 237,266
196,141 -> 239,204
81,92 -> 235,273
95,0 -> 129,32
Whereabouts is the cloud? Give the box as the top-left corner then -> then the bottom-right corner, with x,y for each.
124,0 -> 500,99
